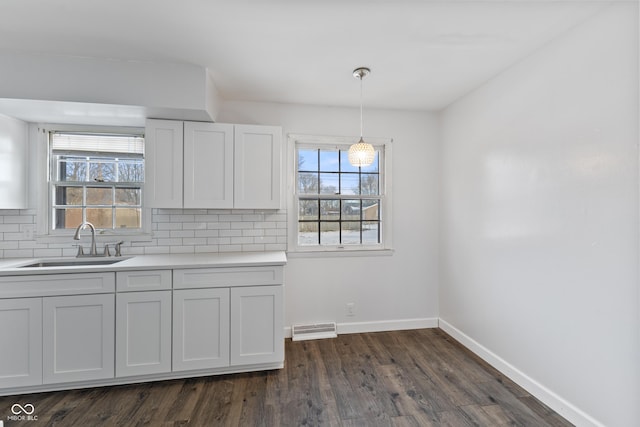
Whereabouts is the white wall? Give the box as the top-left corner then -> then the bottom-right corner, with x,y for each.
218,101 -> 440,331
439,3 -> 638,426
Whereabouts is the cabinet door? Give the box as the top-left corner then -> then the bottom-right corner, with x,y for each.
145,119 -> 184,208
116,291 -> 171,377
184,122 -> 234,209
230,285 -> 283,366
234,125 -> 282,209
0,298 -> 42,388
43,294 -> 115,384
0,115 -> 28,209
173,288 -> 230,371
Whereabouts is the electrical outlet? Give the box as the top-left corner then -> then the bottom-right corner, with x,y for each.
22,224 -> 35,240
346,302 -> 356,317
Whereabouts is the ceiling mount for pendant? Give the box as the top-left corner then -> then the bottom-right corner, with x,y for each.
348,66 -> 376,168
353,67 -> 370,80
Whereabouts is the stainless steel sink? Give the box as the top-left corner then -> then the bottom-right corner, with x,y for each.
19,258 -> 128,268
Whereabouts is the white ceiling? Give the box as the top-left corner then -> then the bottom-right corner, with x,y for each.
0,0 -> 617,115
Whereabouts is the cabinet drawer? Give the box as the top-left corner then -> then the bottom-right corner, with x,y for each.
173,266 -> 283,289
116,270 -> 172,292
0,272 -> 115,298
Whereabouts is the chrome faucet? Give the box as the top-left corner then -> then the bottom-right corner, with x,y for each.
73,221 -> 97,256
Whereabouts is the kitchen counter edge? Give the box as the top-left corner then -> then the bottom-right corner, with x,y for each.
0,251 -> 287,276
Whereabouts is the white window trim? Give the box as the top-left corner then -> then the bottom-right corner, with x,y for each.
33,123 -> 152,244
287,134 -> 393,255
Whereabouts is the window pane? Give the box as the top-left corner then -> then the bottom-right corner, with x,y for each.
298,149 -> 318,171
87,208 -> 113,229
117,161 -> 144,182
298,222 -> 318,245
319,150 -> 339,172
320,200 -> 340,220
115,208 -> 141,229
299,200 -> 319,220
86,187 -> 112,205
115,188 -> 141,206
342,200 -> 361,219
340,151 -> 359,173
363,222 -> 380,244
361,174 -> 379,195
298,172 -> 319,194
89,161 -> 115,182
54,208 -> 82,229
54,186 -> 83,205
320,222 -> 340,245
59,159 -> 87,181
340,173 -> 360,195
362,200 -> 380,220
341,222 -> 361,244
319,173 -> 339,194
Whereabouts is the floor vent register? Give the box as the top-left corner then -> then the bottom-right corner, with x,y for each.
291,322 -> 337,341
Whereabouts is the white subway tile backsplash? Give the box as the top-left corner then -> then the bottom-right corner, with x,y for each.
230,236 -> 254,245
157,222 -> 182,231
231,222 -> 254,230
3,215 -> 33,224
0,224 -> 20,232
219,245 -> 242,252
242,229 -> 264,237
242,244 -> 265,252
169,230 -> 195,239
0,208 -> 288,258
218,214 -> 243,222
0,241 -> 19,250
183,238 -> 207,246
157,238 -> 184,246
5,249 -> 35,258
33,249 -> 63,258
266,244 -> 287,251
170,214 -> 195,223
3,232 -> 23,241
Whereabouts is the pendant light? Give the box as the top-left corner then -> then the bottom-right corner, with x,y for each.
348,67 -> 376,167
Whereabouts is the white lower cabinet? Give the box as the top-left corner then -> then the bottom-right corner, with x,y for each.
0,298 -> 42,388
0,259 -> 285,395
173,288 -> 230,371
43,293 -> 115,384
230,285 -> 284,366
116,291 -> 172,377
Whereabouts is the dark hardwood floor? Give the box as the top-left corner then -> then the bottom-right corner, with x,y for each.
0,329 -> 572,426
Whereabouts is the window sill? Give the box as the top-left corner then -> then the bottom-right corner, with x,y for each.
287,248 -> 394,258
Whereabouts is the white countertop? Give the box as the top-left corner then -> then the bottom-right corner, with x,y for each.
0,251 -> 287,276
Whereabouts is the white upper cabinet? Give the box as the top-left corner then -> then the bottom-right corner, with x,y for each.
234,125 -> 281,209
145,119 -> 184,208
0,115 -> 28,209
184,122 -> 234,209
145,119 -> 281,209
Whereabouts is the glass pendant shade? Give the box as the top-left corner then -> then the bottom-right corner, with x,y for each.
348,137 -> 376,167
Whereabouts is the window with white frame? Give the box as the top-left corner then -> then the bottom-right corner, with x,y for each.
293,137 -> 391,250
49,131 -> 145,233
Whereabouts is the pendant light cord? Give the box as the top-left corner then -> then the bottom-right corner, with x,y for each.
359,75 -> 364,138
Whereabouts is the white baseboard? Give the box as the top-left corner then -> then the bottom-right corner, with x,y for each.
438,319 -> 604,427
284,317 -> 438,339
